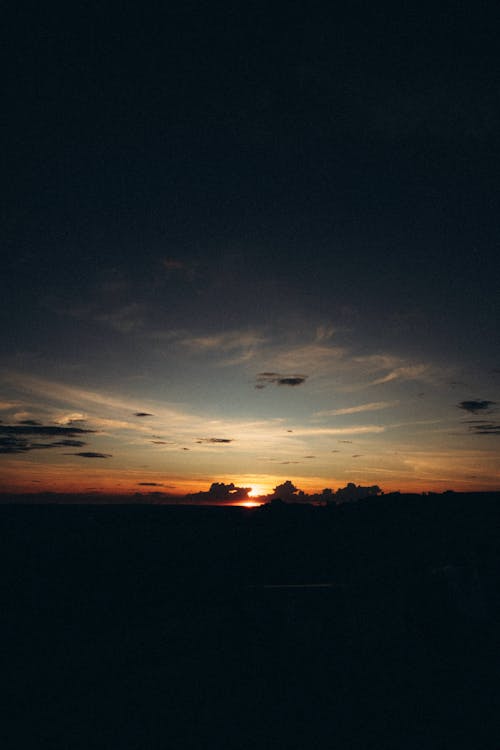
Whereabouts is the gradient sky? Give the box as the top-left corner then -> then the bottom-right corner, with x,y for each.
2,3 -> 500,496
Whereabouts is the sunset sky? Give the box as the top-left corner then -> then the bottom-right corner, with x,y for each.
2,3 -> 499,497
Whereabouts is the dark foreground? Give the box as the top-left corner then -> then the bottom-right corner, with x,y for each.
2,493 -> 500,749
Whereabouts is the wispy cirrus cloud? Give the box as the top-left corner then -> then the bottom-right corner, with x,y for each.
0,400 -> 24,411
92,303 -> 146,334
263,343 -> 345,374
2,373 -> 188,424
181,330 -> 266,365
49,295 -> 147,335
159,325 -> 437,399
250,330 -> 436,392
0,374 -> 295,455
315,401 -> 398,417
369,364 -> 429,385
55,412 -> 87,425
290,425 -> 385,436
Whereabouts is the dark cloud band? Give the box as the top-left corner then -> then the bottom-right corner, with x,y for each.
458,400 -> 496,414
255,373 -> 307,388
0,424 -> 93,454
0,425 -> 95,436
70,452 -> 112,459
196,438 -> 233,444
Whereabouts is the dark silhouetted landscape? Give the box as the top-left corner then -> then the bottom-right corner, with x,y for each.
2,492 -> 499,748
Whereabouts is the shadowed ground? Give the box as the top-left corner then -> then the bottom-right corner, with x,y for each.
2,496 -> 499,748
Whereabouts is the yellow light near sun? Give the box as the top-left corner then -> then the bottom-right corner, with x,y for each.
248,485 -> 266,498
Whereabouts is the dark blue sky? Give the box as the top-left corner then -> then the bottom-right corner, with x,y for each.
2,2 -> 499,495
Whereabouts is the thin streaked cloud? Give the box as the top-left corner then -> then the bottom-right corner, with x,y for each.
315,401 -> 398,417
181,329 -> 266,365
370,364 -> 429,385
290,425 -> 386,436
2,373 -> 189,423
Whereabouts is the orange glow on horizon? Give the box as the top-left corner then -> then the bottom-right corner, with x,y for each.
1,462 -> 498,498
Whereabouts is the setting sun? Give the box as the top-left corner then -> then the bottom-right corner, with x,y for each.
248,485 -> 266,498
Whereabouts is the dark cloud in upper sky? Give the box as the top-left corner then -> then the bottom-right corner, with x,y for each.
134,412 -> 154,417
0,437 -> 88,454
468,422 -> 500,436
0,424 -> 95,454
458,400 -> 496,414
255,373 -> 307,389
70,452 -> 112,459
196,438 -> 233,444
52,440 -> 87,447
138,482 -> 164,487
0,437 -> 43,454
2,440 -> 31,454
0,425 -> 95,436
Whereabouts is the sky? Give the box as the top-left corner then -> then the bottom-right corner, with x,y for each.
2,2 -> 500,497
